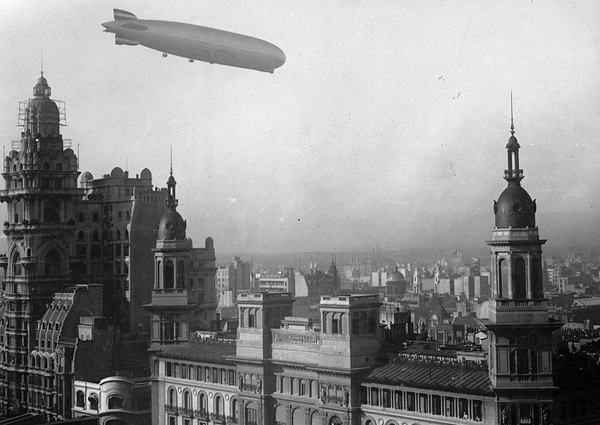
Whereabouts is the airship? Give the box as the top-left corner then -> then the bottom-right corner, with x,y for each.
102,9 -> 286,73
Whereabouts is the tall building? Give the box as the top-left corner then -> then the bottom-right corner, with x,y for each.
76,167 -> 168,334
0,73 -> 81,413
483,119 -> 561,422
0,73 -> 169,419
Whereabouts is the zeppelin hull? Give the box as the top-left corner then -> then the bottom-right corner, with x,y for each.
102,13 -> 286,73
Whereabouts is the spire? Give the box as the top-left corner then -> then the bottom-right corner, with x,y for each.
166,147 -> 178,210
510,91 -> 515,136
504,92 -> 522,185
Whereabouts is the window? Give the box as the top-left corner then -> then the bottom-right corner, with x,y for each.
394,390 -> 403,409
165,261 -> 174,289
166,362 -> 172,377
432,395 -> 442,415
382,389 -> 391,408
76,391 -> 85,408
44,249 -> 61,275
108,395 -> 123,409
446,397 -> 455,417
406,392 -> 415,411
88,394 -> 99,410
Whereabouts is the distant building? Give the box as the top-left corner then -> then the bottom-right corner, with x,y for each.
256,268 -> 295,294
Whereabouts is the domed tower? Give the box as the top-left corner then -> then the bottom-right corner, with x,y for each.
145,168 -> 217,344
0,73 -> 80,411
485,111 -> 561,423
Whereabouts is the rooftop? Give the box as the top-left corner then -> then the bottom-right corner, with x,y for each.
366,353 -> 492,396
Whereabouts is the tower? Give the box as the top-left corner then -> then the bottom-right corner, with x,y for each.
145,169 -> 217,344
485,113 -> 561,424
145,170 -> 194,344
0,74 -> 80,411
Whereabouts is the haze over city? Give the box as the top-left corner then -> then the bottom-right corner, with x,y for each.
1,0 -> 598,254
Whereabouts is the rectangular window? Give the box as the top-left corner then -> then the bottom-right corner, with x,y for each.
473,400 -> 483,421
419,393 -> 429,413
166,362 -> 172,377
221,369 -> 227,384
382,389 -> 391,408
446,397 -> 455,417
432,395 -> 442,415
181,364 -> 188,379
168,416 -> 176,425
229,370 -> 235,386
174,363 -> 179,378
205,367 -> 210,381
406,392 -> 415,411
394,390 -> 403,410
212,367 -> 218,383
459,398 -> 469,419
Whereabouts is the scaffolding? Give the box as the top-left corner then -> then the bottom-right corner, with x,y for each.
17,99 -> 68,127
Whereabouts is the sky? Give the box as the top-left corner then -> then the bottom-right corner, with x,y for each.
0,0 -> 599,254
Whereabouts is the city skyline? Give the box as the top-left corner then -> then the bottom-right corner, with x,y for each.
1,1 -> 598,254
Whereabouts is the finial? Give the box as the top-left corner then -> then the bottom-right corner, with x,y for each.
41,54 -> 44,77
510,91 -> 515,136
169,145 -> 173,176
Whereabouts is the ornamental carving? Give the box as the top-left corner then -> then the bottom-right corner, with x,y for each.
272,331 -> 320,345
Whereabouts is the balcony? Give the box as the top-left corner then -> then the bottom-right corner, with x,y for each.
489,298 -> 549,324
194,409 -> 208,420
150,288 -> 190,307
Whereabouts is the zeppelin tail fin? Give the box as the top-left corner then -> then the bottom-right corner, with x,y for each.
114,9 -> 138,20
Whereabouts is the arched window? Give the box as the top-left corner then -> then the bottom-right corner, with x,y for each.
168,388 -> 177,407
12,252 -> 22,276
214,394 -> 224,416
55,163 -> 63,171
92,230 -> 99,241
177,260 -> 185,288
76,390 -> 85,408
124,228 -> 129,239
116,230 -> 121,240
198,393 -> 207,412
513,257 -> 527,299
164,260 -> 174,289
293,408 -> 305,425
156,260 -> 161,288
88,394 -> 99,410
531,256 -> 543,298
230,398 -> 239,421
77,231 -> 85,241
499,258 -> 509,298
43,163 -> 50,171
44,249 -> 61,275
107,395 -> 123,409
183,390 -> 192,411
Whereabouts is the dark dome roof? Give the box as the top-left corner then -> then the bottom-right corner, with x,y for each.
494,185 -> 536,228
388,269 -> 405,282
506,135 -> 520,149
157,209 -> 186,240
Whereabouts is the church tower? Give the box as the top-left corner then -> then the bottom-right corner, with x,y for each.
485,113 -> 560,424
0,74 -> 80,410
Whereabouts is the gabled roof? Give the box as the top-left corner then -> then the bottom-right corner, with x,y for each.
152,340 -> 237,365
365,359 -> 493,396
